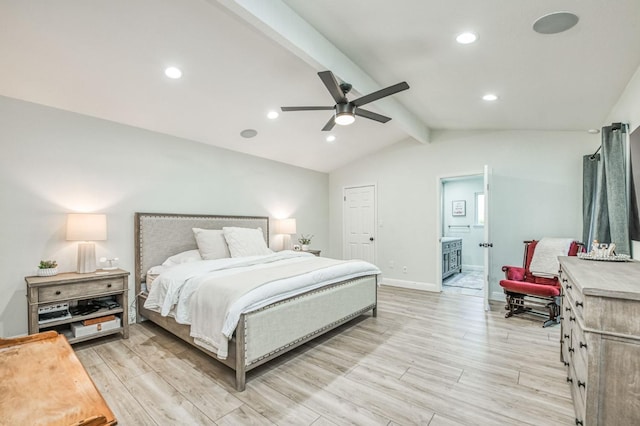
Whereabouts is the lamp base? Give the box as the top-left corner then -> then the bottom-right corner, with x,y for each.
77,242 -> 97,273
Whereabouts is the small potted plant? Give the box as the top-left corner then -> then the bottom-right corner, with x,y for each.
298,234 -> 313,251
38,260 -> 59,277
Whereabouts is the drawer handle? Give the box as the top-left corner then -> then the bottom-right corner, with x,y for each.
565,306 -> 571,312
563,361 -> 570,367
578,380 -> 586,388
576,420 -> 583,426
107,283 -> 112,288
576,301 -> 583,308
580,342 -> 588,349
569,316 -> 576,322
568,347 -> 575,353
564,334 -> 570,340
566,284 -> 572,289
55,290 -> 61,295
566,377 -> 573,383
562,278 -> 568,283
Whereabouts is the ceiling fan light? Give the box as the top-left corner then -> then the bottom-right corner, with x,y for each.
335,112 -> 355,126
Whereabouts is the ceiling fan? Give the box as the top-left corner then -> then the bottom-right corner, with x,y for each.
281,70 -> 410,131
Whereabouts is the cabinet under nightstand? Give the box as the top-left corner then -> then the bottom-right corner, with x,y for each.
25,269 -> 129,344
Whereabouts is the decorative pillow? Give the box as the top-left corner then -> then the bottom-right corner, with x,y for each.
145,265 -> 168,290
506,267 -> 525,281
222,227 -> 272,257
161,249 -> 202,267
193,228 -> 231,260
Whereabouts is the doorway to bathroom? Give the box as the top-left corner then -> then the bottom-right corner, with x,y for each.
439,173 -> 486,299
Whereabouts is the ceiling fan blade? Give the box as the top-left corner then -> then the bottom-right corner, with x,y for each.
352,81 -> 410,107
355,108 -> 391,123
321,115 -> 336,131
318,71 -> 347,104
281,106 -> 335,112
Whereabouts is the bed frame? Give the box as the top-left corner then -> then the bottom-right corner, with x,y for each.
134,212 -> 377,391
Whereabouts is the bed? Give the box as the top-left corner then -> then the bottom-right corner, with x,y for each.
134,212 -> 379,391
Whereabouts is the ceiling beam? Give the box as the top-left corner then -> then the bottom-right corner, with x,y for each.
212,0 -> 430,143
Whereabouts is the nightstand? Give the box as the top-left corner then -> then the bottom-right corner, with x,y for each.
303,249 -> 321,256
25,269 -> 129,344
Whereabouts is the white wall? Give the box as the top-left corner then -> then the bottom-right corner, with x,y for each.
329,130 -> 599,300
0,96 -> 329,337
442,177 -> 484,268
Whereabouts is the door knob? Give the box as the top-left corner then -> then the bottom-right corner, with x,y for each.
369,237 -> 375,241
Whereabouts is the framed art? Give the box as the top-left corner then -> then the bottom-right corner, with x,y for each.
452,200 -> 466,216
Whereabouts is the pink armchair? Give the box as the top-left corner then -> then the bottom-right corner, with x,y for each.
499,240 -> 581,327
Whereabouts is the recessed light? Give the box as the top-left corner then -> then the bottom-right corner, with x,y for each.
326,135 -> 336,143
482,94 -> 498,101
240,129 -> 258,138
164,66 -> 182,79
267,111 -> 279,119
456,32 -> 477,44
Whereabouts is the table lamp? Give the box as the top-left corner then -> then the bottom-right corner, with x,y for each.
276,218 -> 296,250
66,213 -> 107,273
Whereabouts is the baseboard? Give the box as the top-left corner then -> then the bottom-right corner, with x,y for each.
380,278 -> 439,292
491,291 -> 505,302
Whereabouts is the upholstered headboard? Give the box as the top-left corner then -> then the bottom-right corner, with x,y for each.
134,213 -> 269,286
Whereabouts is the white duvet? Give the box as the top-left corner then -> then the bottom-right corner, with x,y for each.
143,250 -> 380,358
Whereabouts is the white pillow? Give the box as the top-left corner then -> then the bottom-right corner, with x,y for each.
161,249 -> 202,266
193,228 -> 231,260
222,227 -> 272,257
146,265 -> 168,290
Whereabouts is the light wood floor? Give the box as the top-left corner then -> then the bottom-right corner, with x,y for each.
75,286 -> 574,425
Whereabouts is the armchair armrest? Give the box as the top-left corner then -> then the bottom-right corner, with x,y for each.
502,266 -> 525,281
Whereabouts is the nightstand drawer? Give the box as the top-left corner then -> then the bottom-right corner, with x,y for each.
39,277 -> 125,303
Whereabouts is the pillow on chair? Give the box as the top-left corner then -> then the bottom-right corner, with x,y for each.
507,268 -> 525,281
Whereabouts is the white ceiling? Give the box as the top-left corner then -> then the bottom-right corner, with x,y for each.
2,0 -> 639,172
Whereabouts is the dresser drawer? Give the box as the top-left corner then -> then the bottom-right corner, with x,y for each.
560,272 -> 581,310
573,322 -> 589,366
39,277 -> 125,303
570,336 -> 588,404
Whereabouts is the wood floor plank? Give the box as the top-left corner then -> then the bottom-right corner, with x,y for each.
84,362 -> 158,426
92,339 -> 154,382
124,371 -> 215,425
283,356 -> 436,425
236,379 -> 321,426
153,354 -> 244,421
260,372 -> 390,425
215,404 -> 275,426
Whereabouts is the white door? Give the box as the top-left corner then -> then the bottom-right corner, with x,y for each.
482,165 -> 492,311
344,185 -> 376,263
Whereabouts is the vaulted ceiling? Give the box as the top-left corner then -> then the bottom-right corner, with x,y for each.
2,1 -> 639,172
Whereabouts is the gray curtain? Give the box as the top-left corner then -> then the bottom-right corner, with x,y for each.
583,124 -> 630,255
583,153 -> 601,245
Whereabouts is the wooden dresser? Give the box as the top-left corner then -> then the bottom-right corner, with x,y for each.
558,257 -> 640,425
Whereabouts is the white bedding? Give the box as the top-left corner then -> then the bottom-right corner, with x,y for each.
144,251 -> 380,358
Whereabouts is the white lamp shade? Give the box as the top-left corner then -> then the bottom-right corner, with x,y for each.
66,214 -> 107,241
277,218 -> 297,235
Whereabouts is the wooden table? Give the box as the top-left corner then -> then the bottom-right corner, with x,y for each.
0,331 -> 116,425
